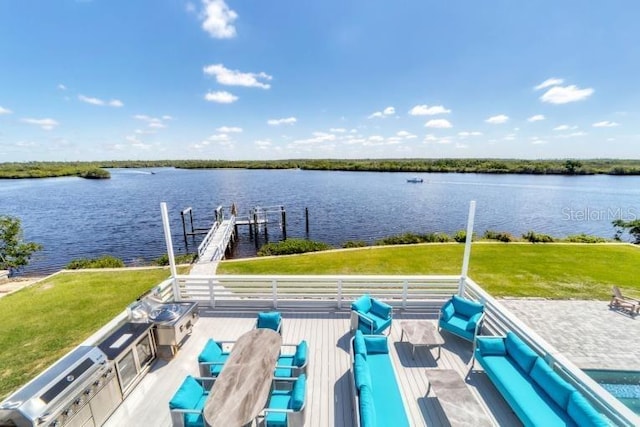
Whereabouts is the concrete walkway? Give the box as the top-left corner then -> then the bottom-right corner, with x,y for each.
501,299 -> 640,371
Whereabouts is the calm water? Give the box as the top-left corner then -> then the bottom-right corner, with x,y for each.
2,168 -> 640,275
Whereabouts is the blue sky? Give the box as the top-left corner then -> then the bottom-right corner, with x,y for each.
1,0 -> 639,161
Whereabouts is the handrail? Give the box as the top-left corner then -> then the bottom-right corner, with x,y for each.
197,221 -> 220,257
464,277 -> 639,426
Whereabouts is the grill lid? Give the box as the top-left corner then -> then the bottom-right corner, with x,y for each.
149,305 -> 181,322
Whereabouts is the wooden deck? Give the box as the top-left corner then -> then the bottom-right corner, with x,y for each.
104,309 -> 520,427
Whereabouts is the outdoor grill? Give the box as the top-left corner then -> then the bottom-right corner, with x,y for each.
128,294 -> 198,357
0,346 -> 121,427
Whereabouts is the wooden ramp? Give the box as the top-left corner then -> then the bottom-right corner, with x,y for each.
190,216 -> 236,275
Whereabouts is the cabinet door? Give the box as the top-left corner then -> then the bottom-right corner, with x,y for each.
135,334 -> 154,367
116,350 -> 137,391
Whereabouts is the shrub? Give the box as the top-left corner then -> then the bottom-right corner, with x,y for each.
66,255 -> 125,269
257,239 -> 332,256
154,253 -> 197,266
522,231 -> 555,243
375,232 -> 451,246
78,168 -> 110,179
565,233 -> 607,243
453,230 -> 476,243
342,240 -> 368,248
483,230 -> 516,242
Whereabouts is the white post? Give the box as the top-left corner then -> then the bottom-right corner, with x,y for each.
459,200 -> 476,296
161,202 -> 180,301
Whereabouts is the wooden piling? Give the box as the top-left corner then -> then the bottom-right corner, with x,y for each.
305,207 -> 310,234
281,207 -> 287,240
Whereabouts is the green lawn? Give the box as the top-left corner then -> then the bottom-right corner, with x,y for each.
218,243 -> 640,299
0,268 -> 178,400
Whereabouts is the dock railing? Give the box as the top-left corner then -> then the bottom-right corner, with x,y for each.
197,221 -> 219,258
154,273 -> 638,426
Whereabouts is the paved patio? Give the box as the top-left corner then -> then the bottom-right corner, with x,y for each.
501,299 -> 640,371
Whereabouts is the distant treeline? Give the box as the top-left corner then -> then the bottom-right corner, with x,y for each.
4,159 -> 640,179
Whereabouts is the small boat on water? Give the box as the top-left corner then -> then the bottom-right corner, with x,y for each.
406,177 -> 424,183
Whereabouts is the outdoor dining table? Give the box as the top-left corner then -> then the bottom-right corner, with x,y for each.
203,328 -> 282,427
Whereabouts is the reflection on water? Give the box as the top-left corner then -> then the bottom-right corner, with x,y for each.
2,168 -> 640,274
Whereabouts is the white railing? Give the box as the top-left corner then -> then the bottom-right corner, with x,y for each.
197,221 -> 220,258
170,274 -> 461,309
464,277 -> 639,427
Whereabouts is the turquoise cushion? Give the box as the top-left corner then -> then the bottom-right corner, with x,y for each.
567,391 -> 609,427
367,312 -> 392,334
275,355 -> 294,377
529,358 -> 575,409
441,301 -> 455,321
183,395 -> 207,427
466,312 -> 482,331
290,374 -> 306,411
451,295 -> 484,318
477,337 -> 506,356
354,353 -> 371,390
364,336 -> 388,354
369,299 -> 392,319
352,294 -> 372,313
358,383 -> 377,427
257,312 -> 281,330
198,339 -> 222,362
293,340 -> 308,367
439,313 -> 474,341
169,375 -> 204,410
354,330 -> 367,358
505,332 -> 538,373
366,353 -> 409,426
209,353 -> 229,376
266,390 -> 290,427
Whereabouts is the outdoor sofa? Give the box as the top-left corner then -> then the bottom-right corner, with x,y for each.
473,332 -> 609,427
350,294 -> 393,335
350,330 -> 410,427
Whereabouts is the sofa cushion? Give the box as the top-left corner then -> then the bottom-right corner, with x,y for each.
441,300 -> 455,321
293,340 -> 308,367
440,314 -> 474,341
567,391 -> 609,427
290,374 -> 306,411
466,312 -> 482,331
183,394 -> 207,427
275,355 -> 294,377
364,336 -> 389,354
354,353 -> 371,390
198,339 -> 222,362
505,332 -> 538,374
266,390 -> 290,427
477,337 -> 506,356
257,312 -> 281,330
359,384 -> 377,427
365,353 -> 410,427
169,375 -> 203,410
354,331 -> 367,358
352,294 -> 372,313
451,295 -> 484,318
209,354 -> 229,376
369,299 -> 392,319
530,358 -> 575,409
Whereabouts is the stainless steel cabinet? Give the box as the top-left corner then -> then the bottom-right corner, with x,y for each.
114,329 -> 156,397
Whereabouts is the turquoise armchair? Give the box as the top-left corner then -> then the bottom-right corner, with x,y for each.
438,295 -> 485,342
262,374 -> 307,427
275,340 -> 308,378
350,294 -> 393,335
257,311 -> 283,334
168,375 -> 215,427
197,339 -> 232,377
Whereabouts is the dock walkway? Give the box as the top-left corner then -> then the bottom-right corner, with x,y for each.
190,217 -> 236,275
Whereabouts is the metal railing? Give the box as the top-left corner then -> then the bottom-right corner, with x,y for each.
197,221 -> 220,258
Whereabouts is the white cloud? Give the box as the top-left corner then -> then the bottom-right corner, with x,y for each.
267,117 -> 297,126
458,131 -> 482,137
553,124 -> 574,131
148,122 -> 166,129
423,134 -> 438,142
592,121 -> 620,128
216,126 -> 242,133
203,64 -> 272,89
555,131 -> 588,139
57,84 -> 67,90
78,94 -> 123,107
503,133 -> 516,141
408,105 -> 451,116
208,133 -> 230,141
527,114 -> 545,122
204,90 -> 238,103
162,115 -> 173,120
329,128 -> 347,133
133,114 -> 171,129
485,114 -> 509,124
396,130 -> 417,139
534,78 -> 564,91
455,143 -> 469,149
0,106 -> 12,115
255,139 -> 272,148
201,0 -> 238,39
530,137 -> 548,145
425,119 -> 452,128
22,118 -> 59,130
292,132 -> 335,145
540,85 -> 594,104
368,106 -> 395,119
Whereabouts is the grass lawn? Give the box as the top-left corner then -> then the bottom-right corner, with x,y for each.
0,268 -> 180,400
218,243 -> 640,300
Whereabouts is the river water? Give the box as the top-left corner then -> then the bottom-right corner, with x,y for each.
2,168 -> 640,274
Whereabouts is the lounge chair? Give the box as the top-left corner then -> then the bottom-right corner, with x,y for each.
169,375 -> 215,427
257,311 -> 283,334
197,339 -> 232,377
438,295 -> 485,342
609,286 -> 640,316
275,340 -> 308,378
350,294 -> 393,335
261,374 -> 307,427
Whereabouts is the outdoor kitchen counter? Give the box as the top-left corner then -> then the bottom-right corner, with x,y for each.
204,328 -> 282,427
98,322 -> 153,360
